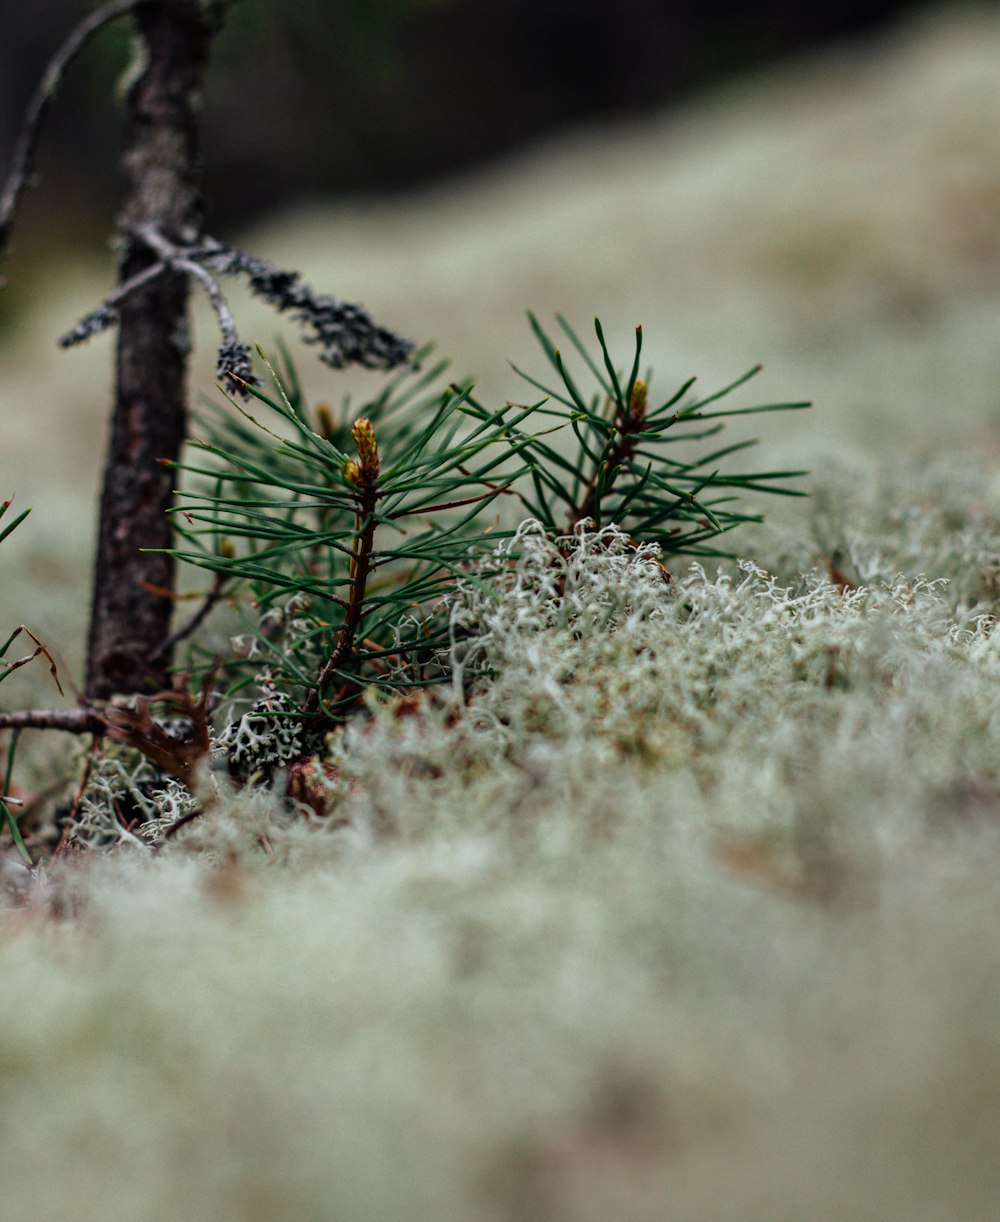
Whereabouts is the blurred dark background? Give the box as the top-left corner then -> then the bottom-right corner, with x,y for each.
0,0 -> 969,244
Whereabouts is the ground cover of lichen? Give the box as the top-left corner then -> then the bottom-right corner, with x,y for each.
2,7 -> 1000,1219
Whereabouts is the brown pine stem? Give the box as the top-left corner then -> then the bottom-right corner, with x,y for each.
304,480 -> 381,718
0,708 -> 105,734
570,412 -> 644,530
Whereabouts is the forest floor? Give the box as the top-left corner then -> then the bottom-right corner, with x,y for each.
2,7 -> 1000,1219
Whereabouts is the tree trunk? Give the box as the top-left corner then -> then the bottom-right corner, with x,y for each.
85,1 -> 224,701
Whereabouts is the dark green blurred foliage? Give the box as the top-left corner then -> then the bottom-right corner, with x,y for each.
219,0 -> 448,95
1,0 -> 932,240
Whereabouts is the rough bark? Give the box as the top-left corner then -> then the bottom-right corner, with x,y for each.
86,1 -> 224,700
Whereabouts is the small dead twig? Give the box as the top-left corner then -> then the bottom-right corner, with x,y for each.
59,224 -> 415,390
0,708 -> 102,734
134,224 -> 244,358
825,554 -> 860,593
161,808 -> 203,841
55,736 -> 102,856
0,0 -> 153,267
102,669 -> 216,787
1,625 -> 64,695
148,572 -> 230,667
57,262 -> 168,347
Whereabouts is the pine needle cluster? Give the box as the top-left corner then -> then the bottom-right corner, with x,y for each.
158,313 -> 808,775
0,313 -> 809,852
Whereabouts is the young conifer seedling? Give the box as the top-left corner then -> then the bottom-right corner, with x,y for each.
470,313 -> 811,557
0,308 -> 810,851
161,343 -> 539,777
136,313 -> 809,796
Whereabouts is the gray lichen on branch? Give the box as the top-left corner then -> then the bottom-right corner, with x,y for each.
57,229 -> 416,393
